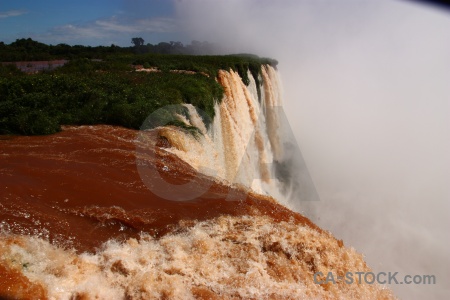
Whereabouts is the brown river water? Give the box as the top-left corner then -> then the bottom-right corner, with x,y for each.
0,125 -> 396,299
0,125 -> 317,254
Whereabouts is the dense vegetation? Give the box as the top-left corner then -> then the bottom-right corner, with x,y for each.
0,38 -> 223,61
0,39 -> 278,136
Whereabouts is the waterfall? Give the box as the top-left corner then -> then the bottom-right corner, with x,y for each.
158,65 -> 285,198
0,65 -> 395,300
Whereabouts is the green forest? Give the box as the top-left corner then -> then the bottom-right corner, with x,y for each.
0,38 -> 277,136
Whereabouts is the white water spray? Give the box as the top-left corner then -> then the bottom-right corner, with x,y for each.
159,66 -> 288,201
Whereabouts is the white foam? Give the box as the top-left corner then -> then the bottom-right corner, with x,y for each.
160,66 -> 287,201
0,215 -> 395,299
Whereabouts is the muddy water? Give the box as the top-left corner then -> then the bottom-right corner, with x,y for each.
0,125 -> 317,253
0,125 -> 398,299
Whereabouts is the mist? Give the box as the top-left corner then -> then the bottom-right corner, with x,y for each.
174,0 -> 450,299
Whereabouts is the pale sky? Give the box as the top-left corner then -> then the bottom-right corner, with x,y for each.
0,0 -> 180,45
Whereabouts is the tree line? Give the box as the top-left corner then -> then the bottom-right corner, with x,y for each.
0,38 -> 223,62
130,38 -> 220,55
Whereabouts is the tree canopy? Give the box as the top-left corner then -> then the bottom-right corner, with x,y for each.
131,37 -> 145,47
0,38 -> 241,61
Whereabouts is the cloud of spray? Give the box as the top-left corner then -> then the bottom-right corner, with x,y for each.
174,1 -> 450,299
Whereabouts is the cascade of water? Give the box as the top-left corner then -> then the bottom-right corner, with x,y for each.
160,66 -> 285,198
